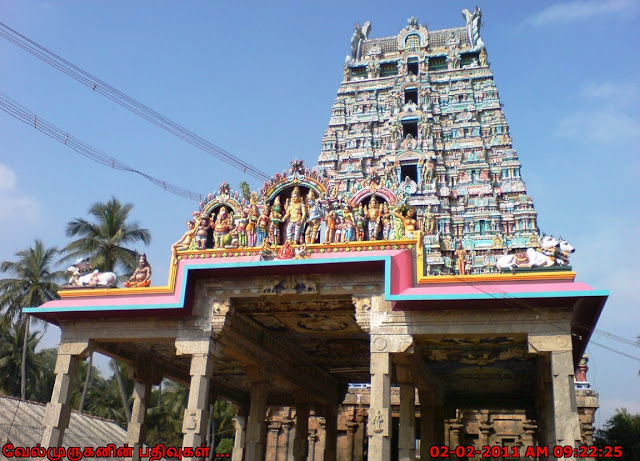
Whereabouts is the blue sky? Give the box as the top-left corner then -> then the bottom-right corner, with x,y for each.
1,1 -> 638,426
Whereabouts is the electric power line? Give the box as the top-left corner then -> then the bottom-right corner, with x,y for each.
0,21 -> 271,182
0,92 -> 204,201
411,248 -> 640,361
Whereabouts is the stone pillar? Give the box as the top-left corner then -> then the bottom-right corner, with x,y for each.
126,379 -> 152,461
245,371 -> 269,461
281,420 -> 294,461
323,404 -> 338,461
479,422 -> 492,448
418,392 -> 432,461
41,340 -> 90,447
448,423 -> 463,461
345,421 -> 359,461
268,421 -> 282,461
398,383 -> 416,461
521,420 -> 537,453
550,350 -> 581,458
354,415 -> 365,461
418,391 -> 444,461
231,413 -> 247,461
294,398 -> 310,461
368,349 -> 391,461
182,352 -> 214,456
308,430 -> 319,461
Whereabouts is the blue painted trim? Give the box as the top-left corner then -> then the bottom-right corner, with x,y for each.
22,254 -> 609,314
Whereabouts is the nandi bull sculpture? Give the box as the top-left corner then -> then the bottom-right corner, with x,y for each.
66,258 -> 117,288
496,236 -> 575,271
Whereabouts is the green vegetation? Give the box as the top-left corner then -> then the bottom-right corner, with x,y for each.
0,197 -> 236,444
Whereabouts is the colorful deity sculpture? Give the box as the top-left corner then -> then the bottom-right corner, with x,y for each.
342,204 -> 356,242
195,214 -> 210,250
269,197 -> 283,245
381,203 -> 393,240
393,206 -> 418,238
256,204 -> 271,246
325,202 -> 338,244
305,189 -> 323,244
124,254 -> 152,288
212,207 -> 234,249
423,205 -> 437,235
455,243 -> 468,275
172,220 -> 196,261
365,197 -> 382,240
355,203 -> 366,241
236,211 -> 249,247
283,186 -> 307,244
246,201 -> 260,247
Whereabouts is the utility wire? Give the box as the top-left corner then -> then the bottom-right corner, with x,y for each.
0,21 -> 271,182
0,92 -> 204,201
411,247 -> 640,361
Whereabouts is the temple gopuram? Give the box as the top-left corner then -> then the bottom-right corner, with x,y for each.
27,10 -> 607,461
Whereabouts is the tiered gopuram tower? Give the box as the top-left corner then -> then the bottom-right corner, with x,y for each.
28,10 -> 607,461
318,11 -> 538,275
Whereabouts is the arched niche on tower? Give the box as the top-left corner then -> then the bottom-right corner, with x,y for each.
261,175 -> 329,246
397,26 -> 429,53
201,198 -> 242,218
350,188 -> 398,207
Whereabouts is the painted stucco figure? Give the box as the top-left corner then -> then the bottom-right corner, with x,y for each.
283,186 -> 307,244
124,254 -> 152,288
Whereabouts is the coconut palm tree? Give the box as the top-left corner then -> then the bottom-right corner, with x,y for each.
62,197 -> 151,274
0,321 -> 46,399
0,240 -> 62,399
61,197 -> 150,415
239,181 -> 251,201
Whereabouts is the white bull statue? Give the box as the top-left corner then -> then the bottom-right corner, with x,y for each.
496,236 -> 575,271
66,259 -> 117,288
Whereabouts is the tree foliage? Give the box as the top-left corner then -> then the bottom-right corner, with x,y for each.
0,323 -> 50,401
0,240 -> 62,398
62,197 -> 151,275
0,240 -> 62,326
594,409 -> 640,460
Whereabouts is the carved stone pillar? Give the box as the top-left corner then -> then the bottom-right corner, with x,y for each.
126,361 -> 162,461
245,368 -> 269,461
323,404 -> 338,461
418,391 -> 444,461
345,421 -> 359,461
448,423 -> 463,460
550,350 -> 581,458
294,396 -> 311,461
397,372 -> 416,461
181,352 -> 214,455
521,420 -> 537,453
529,334 -> 581,461
268,421 -> 282,461
368,348 -> 391,461
41,340 -> 90,447
231,412 -> 247,461
353,412 -> 365,461
308,430 -> 319,461
479,422 -> 492,448
281,420 -> 293,461
126,380 -> 152,461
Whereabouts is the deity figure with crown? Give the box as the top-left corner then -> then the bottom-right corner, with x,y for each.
365,197 -> 382,240
305,189 -> 324,244
283,186 -> 307,244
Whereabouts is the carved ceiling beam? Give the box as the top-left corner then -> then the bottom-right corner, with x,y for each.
406,353 -> 444,405
95,342 -> 249,404
220,311 -> 341,405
